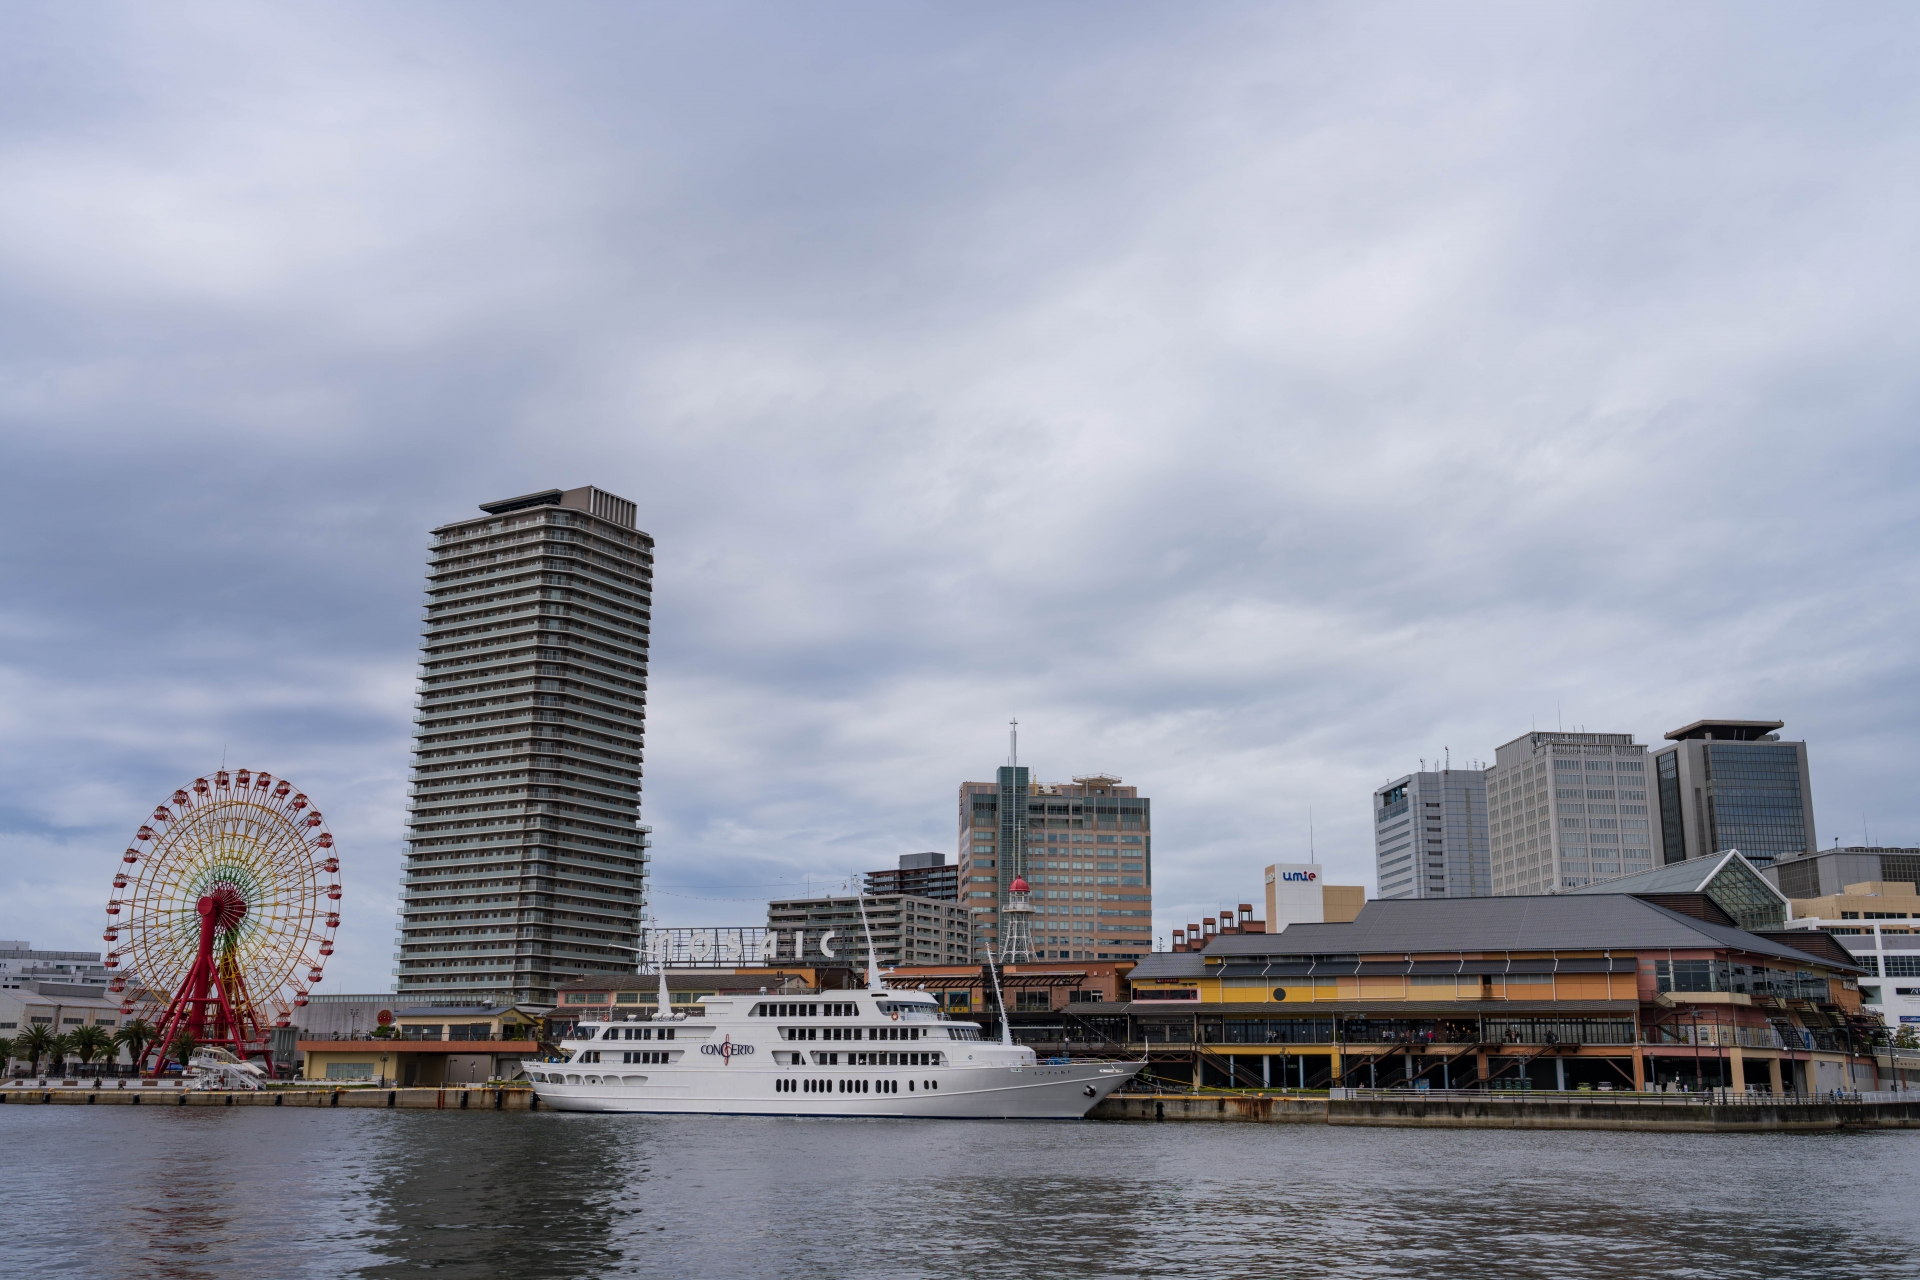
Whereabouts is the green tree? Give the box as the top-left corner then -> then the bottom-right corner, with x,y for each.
1895,1024 -> 1920,1050
14,1024 -> 55,1073
168,1029 -> 197,1071
48,1032 -> 75,1075
113,1018 -> 159,1072
69,1024 -> 112,1070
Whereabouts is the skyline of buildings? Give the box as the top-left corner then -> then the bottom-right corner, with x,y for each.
393,485 -> 654,1008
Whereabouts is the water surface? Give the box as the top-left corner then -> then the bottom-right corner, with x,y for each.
2,1108 -> 1914,1278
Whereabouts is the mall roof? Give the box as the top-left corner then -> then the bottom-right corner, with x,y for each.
1126,893 -> 1860,981
1567,850 -> 1790,904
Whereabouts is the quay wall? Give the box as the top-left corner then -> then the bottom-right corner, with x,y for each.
1091,1092 -> 1920,1132
0,1084 -> 540,1110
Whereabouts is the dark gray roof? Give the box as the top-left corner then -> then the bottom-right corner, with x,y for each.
1127,952 -> 1209,981
1190,894 -> 1859,972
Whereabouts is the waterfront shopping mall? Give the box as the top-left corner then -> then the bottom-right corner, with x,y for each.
490,868 -> 1916,1097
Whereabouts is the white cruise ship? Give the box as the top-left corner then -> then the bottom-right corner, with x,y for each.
524,961 -> 1142,1119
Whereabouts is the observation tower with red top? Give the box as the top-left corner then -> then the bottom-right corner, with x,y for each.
998,875 -> 1035,963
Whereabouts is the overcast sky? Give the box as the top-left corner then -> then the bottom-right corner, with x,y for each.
3,4 -> 1918,993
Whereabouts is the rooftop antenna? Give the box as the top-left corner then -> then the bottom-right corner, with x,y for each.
1309,806 -> 1316,861
1009,716 -> 1018,768
1445,746 -> 1450,773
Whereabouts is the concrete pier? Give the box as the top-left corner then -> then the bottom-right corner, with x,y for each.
0,1082 -> 540,1110
1091,1091 -> 1920,1132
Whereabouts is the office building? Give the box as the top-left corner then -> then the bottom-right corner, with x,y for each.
395,486 -> 653,1008
1374,767 -> 1490,900
864,852 -> 959,902
1264,864 -> 1366,929
765,895 -> 973,968
1766,847 -> 1920,900
959,771 -> 1153,962
1651,719 -> 1816,869
1484,731 -> 1652,894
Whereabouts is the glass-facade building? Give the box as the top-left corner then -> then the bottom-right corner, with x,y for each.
1486,732 -> 1653,894
1374,767 -> 1491,899
1651,720 -> 1816,870
958,771 -> 1152,961
395,486 -> 652,1007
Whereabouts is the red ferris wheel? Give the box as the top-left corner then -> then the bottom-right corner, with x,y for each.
103,768 -> 341,1072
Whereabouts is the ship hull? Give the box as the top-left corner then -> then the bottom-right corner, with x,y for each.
529,1057 -> 1141,1119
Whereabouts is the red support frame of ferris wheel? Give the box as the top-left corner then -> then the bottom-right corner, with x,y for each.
143,888 -> 274,1076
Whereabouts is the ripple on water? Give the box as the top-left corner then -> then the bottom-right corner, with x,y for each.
2,1108 -> 1915,1280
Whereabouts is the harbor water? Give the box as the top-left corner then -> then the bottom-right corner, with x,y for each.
2,1107 -> 1915,1278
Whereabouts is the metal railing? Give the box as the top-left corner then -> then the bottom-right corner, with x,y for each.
1324,1086 -> 1917,1105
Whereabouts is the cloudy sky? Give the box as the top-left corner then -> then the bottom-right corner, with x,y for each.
3,4 -> 1918,993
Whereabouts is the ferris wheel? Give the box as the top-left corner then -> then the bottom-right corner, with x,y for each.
103,768 -> 341,1071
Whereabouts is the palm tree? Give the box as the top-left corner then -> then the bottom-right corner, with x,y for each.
114,1018 -> 159,1073
48,1032 -> 75,1076
15,1024 -> 55,1075
168,1029 -> 197,1072
69,1025 -> 112,1074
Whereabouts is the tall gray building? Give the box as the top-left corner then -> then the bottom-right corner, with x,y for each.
394,486 -> 653,1007
1651,720 -> 1816,870
1373,767 -> 1489,900
1486,731 -> 1652,894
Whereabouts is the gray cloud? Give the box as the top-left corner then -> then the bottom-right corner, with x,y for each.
3,3 -> 1919,990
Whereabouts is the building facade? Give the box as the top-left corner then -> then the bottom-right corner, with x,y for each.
0,980 -> 127,1072
1485,732 -> 1652,894
1264,864 -> 1366,929
395,486 -> 653,1008
1374,768 -> 1490,900
0,942 -> 109,989
765,895 -> 973,969
1766,847 -> 1920,900
1115,893 -> 1883,1094
864,852 -> 959,902
1651,719 -> 1816,869
958,771 -> 1152,962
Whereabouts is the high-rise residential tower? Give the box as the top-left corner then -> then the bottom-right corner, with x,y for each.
394,486 -> 653,1007
1651,719 -> 1816,870
862,852 -> 960,902
1373,767 -> 1490,900
1485,731 -> 1652,894
958,771 -> 1152,962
